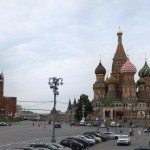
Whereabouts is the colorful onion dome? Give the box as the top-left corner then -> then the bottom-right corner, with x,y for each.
137,78 -> 145,86
138,61 -> 150,77
95,61 -> 106,75
121,58 -> 137,74
117,27 -> 123,35
106,75 -> 118,85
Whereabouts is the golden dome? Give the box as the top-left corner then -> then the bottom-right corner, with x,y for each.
117,27 -> 123,35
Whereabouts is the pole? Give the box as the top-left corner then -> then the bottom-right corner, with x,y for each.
48,77 -> 63,143
51,89 -> 56,143
82,105 -> 85,120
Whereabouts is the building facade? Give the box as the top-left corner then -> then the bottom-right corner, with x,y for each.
92,28 -> 150,125
0,72 -> 17,118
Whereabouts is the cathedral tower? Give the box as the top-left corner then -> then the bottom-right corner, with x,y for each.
93,59 -> 106,100
111,28 -> 127,98
121,57 -> 137,100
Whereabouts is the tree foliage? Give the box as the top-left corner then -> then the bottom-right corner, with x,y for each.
74,94 -> 93,121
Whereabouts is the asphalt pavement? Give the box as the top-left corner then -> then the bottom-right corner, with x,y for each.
0,121 -> 149,150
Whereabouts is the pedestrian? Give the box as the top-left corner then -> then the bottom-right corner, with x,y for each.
136,129 -> 141,141
99,128 -> 101,133
119,129 -> 123,135
106,127 -> 109,132
115,128 -> 118,133
138,129 -> 141,136
129,128 -> 132,136
44,122 -> 46,130
32,122 -> 34,127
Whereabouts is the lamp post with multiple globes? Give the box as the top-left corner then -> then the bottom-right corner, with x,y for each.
48,77 -> 63,143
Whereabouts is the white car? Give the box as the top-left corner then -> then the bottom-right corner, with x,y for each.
103,132 -> 120,139
86,123 -> 92,126
117,135 -> 131,145
100,123 -> 106,128
80,120 -> 85,126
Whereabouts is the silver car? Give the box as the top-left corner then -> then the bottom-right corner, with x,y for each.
103,132 -> 120,139
117,135 -> 131,145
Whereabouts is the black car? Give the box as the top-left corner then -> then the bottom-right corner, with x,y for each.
13,147 -> 36,150
60,139 -> 84,150
29,143 -> 57,150
55,123 -> 61,128
67,137 -> 90,148
134,146 -> 150,150
143,128 -> 150,133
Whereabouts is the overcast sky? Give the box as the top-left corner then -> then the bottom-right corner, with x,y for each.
1,0 -> 150,113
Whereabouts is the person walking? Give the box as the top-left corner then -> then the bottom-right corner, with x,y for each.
44,122 -> 46,130
119,129 -> 123,135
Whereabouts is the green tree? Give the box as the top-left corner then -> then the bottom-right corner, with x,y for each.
74,94 -> 93,121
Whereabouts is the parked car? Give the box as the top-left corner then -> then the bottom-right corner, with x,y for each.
143,128 -> 150,133
60,139 -> 84,150
13,147 -> 38,150
84,135 -> 99,144
67,137 -> 90,148
0,122 -> 12,126
100,123 -> 106,128
103,132 -> 120,139
80,135 -> 95,145
55,123 -> 61,128
110,121 -> 116,127
117,135 -> 131,145
83,131 -> 109,141
80,120 -> 85,126
134,146 -> 150,150
29,143 -> 58,150
51,143 -> 72,150
86,123 -> 92,127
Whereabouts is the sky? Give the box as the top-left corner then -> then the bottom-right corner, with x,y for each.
1,0 -> 150,113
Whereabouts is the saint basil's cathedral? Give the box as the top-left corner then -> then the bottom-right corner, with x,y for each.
92,28 -> 150,124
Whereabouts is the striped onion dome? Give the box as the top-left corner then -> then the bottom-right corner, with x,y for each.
138,61 -> 150,77
106,75 -> 118,85
121,58 -> 137,74
137,78 -> 145,86
95,61 -> 106,75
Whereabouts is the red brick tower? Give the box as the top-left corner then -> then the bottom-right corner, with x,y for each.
0,72 -> 17,118
111,28 -> 127,98
93,59 -> 106,100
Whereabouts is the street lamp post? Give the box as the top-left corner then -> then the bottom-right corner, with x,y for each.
82,105 -> 85,120
48,77 -> 63,143
97,102 -> 102,127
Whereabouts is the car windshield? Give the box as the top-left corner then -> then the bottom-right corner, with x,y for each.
119,135 -> 128,138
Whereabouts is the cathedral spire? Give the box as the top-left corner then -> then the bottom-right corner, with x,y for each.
114,27 -> 127,59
